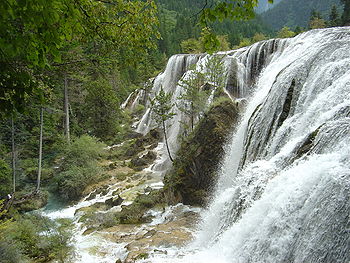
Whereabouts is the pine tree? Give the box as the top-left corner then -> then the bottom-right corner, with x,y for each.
150,88 -> 176,162
329,5 -> 340,27
341,0 -> 350,25
178,68 -> 207,131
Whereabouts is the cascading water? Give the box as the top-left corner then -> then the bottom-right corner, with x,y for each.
134,38 -> 288,175
141,27 -> 350,263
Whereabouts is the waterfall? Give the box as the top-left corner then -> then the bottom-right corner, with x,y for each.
142,27 -> 350,263
135,39 -> 289,174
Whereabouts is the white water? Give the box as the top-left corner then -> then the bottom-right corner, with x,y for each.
140,27 -> 350,263
134,38 -> 288,175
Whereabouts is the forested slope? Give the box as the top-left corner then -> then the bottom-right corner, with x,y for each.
261,0 -> 342,30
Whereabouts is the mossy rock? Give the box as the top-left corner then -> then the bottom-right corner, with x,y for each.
163,99 -> 240,206
15,190 -> 49,212
114,190 -> 164,224
130,151 -> 157,170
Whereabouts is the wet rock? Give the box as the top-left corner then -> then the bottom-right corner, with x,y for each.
126,131 -> 143,139
112,189 -> 121,196
86,191 -> 97,201
114,190 -> 164,224
143,229 -> 156,238
15,190 -> 49,212
149,128 -> 161,140
144,186 -> 152,193
108,162 -> 119,170
130,151 -> 157,170
83,228 -> 95,235
105,195 -> 124,207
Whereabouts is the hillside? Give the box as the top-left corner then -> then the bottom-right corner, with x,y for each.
261,0 -> 342,30
155,0 -> 273,55
255,0 -> 283,13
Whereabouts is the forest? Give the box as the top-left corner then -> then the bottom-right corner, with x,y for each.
1,0 -> 349,262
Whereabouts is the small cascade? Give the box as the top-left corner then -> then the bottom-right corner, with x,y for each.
141,27 -> 350,263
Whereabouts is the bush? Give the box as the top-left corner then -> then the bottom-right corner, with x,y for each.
61,135 -> 106,170
54,135 -> 105,202
0,214 -> 74,263
0,159 -> 11,198
56,164 -> 102,201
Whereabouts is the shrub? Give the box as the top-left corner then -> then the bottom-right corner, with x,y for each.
0,214 -> 74,262
61,135 -> 106,170
56,164 -> 102,201
54,135 -> 105,202
0,159 -> 11,198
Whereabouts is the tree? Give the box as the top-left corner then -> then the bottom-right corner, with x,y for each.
35,108 -> 44,193
180,38 -> 202,54
341,0 -> 350,25
64,76 -> 70,144
178,67 -> 207,131
252,32 -> 268,43
11,117 -> 16,194
150,88 -> 176,162
329,5 -> 340,27
309,17 -> 326,29
0,0 -> 159,114
277,27 -> 296,38
198,0 -> 273,52
82,78 -> 121,142
205,55 -> 227,97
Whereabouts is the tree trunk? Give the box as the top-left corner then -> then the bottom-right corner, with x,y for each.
35,108 -> 44,193
162,120 -> 174,162
11,117 -> 16,194
64,75 -> 70,143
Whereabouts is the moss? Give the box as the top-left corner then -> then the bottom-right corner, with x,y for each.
135,253 -> 149,260
163,99 -> 240,206
114,190 -> 165,224
15,190 -> 49,212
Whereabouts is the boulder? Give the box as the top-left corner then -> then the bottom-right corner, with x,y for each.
130,151 -> 157,170
105,195 -> 124,207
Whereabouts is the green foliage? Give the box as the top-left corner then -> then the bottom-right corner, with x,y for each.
114,190 -> 164,224
198,0 -> 273,51
252,32 -> 268,42
155,0 -> 273,56
0,0 -> 160,114
178,67 -> 207,131
180,38 -> 202,54
261,0 -> 341,30
309,17 -> 326,29
150,88 -> 176,125
54,135 -> 105,202
277,27 -> 296,38
56,164 -> 102,201
341,0 -> 350,25
0,213 -> 74,262
82,78 -> 120,142
329,5 -> 341,26
204,55 -> 227,97
235,38 -> 252,48
0,159 -> 11,198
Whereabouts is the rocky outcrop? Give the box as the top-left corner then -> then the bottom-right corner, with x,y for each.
163,98 -> 240,206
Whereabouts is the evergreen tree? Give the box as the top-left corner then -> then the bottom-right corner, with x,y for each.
329,5 -> 340,26
178,68 -> 207,132
150,88 -> 176,162
341,0 -> 350,25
